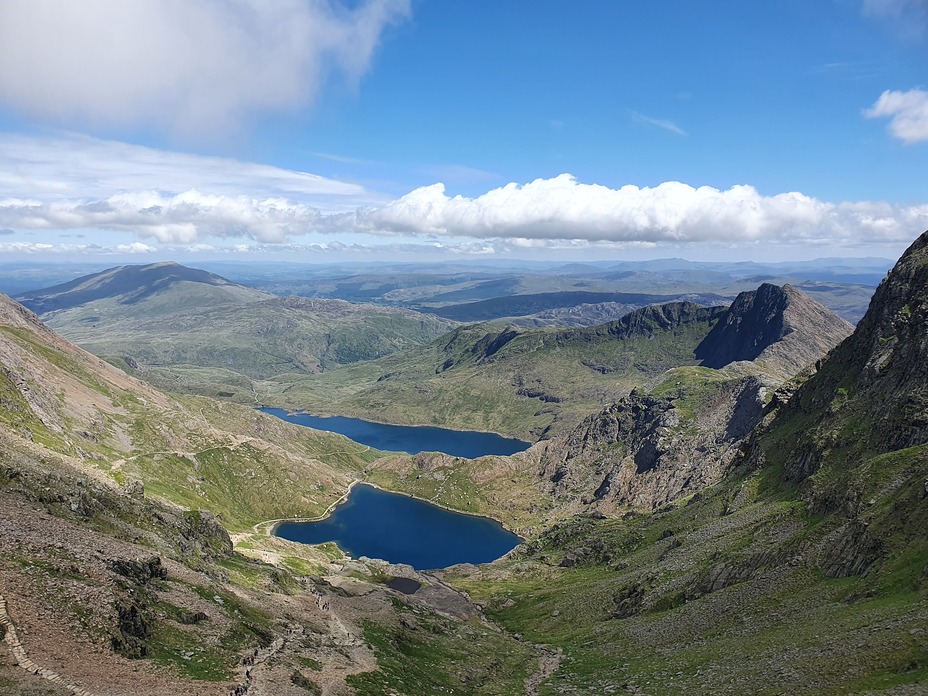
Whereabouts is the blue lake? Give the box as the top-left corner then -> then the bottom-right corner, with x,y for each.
275,483 -> 522,569
259,407 -> 530,458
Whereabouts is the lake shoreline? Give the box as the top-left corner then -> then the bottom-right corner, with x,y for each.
268,479 -> 523,540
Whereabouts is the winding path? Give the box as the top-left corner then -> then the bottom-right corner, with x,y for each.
0,591 -> 97,695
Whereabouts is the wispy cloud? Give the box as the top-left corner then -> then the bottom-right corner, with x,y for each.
0,0 -> 410,136
0,133 -> 384,208
629,110 -> 687,136
310,152 -> 382,166
862,0 -> 928,35
865,89 -> 928,143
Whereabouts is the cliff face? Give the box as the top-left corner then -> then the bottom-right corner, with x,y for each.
537,376 -> 766,511
694,283 -> 854,378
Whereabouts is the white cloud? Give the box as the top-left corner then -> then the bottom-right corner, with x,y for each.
0,133 -> 387,244
865,89 -> 928,143
352,174 -> 928,246
0,0 -> 410,135
0,190 -> 334,244
629,110 -> 687,136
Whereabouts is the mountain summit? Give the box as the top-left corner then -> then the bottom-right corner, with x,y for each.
694,282 -> 854,377
16,261 -> 273,314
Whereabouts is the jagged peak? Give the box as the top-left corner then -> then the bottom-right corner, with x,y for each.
694,283 -> 852,375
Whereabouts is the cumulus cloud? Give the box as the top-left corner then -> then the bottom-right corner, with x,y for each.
0,190 -> 335,244
865,89 -> 928,143
352,174 -> 928,247
0,0 -> 410,134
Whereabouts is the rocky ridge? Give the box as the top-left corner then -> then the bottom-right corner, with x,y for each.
530,284 -> 851,512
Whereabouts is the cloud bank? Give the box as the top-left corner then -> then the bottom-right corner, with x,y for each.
1,135 -> 925,251
866,89 -> 928,143
0,0 -> 410,134
354,175 -> 928,247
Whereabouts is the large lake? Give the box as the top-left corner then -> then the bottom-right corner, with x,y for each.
275,483 -> 522,569
259,407 -> 530,458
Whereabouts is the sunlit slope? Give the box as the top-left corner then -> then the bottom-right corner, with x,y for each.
0,291 -> 380,531
262,302 -> 727,439
264,284 -> 851,441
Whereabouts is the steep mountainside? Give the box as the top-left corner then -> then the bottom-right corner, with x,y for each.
756,229 -> 928,482
535,370 -> 767,512
0,293 -> 538,694
443,232 -> 928,695
694,282 -> 854,377
19,262 -> 456,383
0,292 -> 378,529
524,284 -> 852,514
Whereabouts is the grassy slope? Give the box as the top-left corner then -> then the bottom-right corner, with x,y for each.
446,442 -> 928,695
439,232 -> 928,693
0,321 -> 381,532
47,295 -> 456,380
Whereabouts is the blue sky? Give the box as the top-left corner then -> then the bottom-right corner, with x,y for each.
0,0 -> 926,263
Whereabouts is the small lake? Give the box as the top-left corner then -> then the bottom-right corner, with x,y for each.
259,407 -> 530,458
275,484 -> 522,570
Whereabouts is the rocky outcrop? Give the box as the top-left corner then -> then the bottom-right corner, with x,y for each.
695,283 -> 853,378
538,376 -> 767,510
766,230 -> 928,483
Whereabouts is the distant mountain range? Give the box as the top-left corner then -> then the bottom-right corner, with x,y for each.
2,254 -> 891,325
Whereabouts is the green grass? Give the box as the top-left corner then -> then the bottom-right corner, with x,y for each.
347,611 -> 535,696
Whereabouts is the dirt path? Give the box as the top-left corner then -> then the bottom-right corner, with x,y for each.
0,590 -> 97,696
524,644 -> 563,696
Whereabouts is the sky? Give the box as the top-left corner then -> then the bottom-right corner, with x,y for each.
0,0 -> 927,265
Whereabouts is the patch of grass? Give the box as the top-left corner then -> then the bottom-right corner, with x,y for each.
147,622 -> 235,681
347,614 -> 535,696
